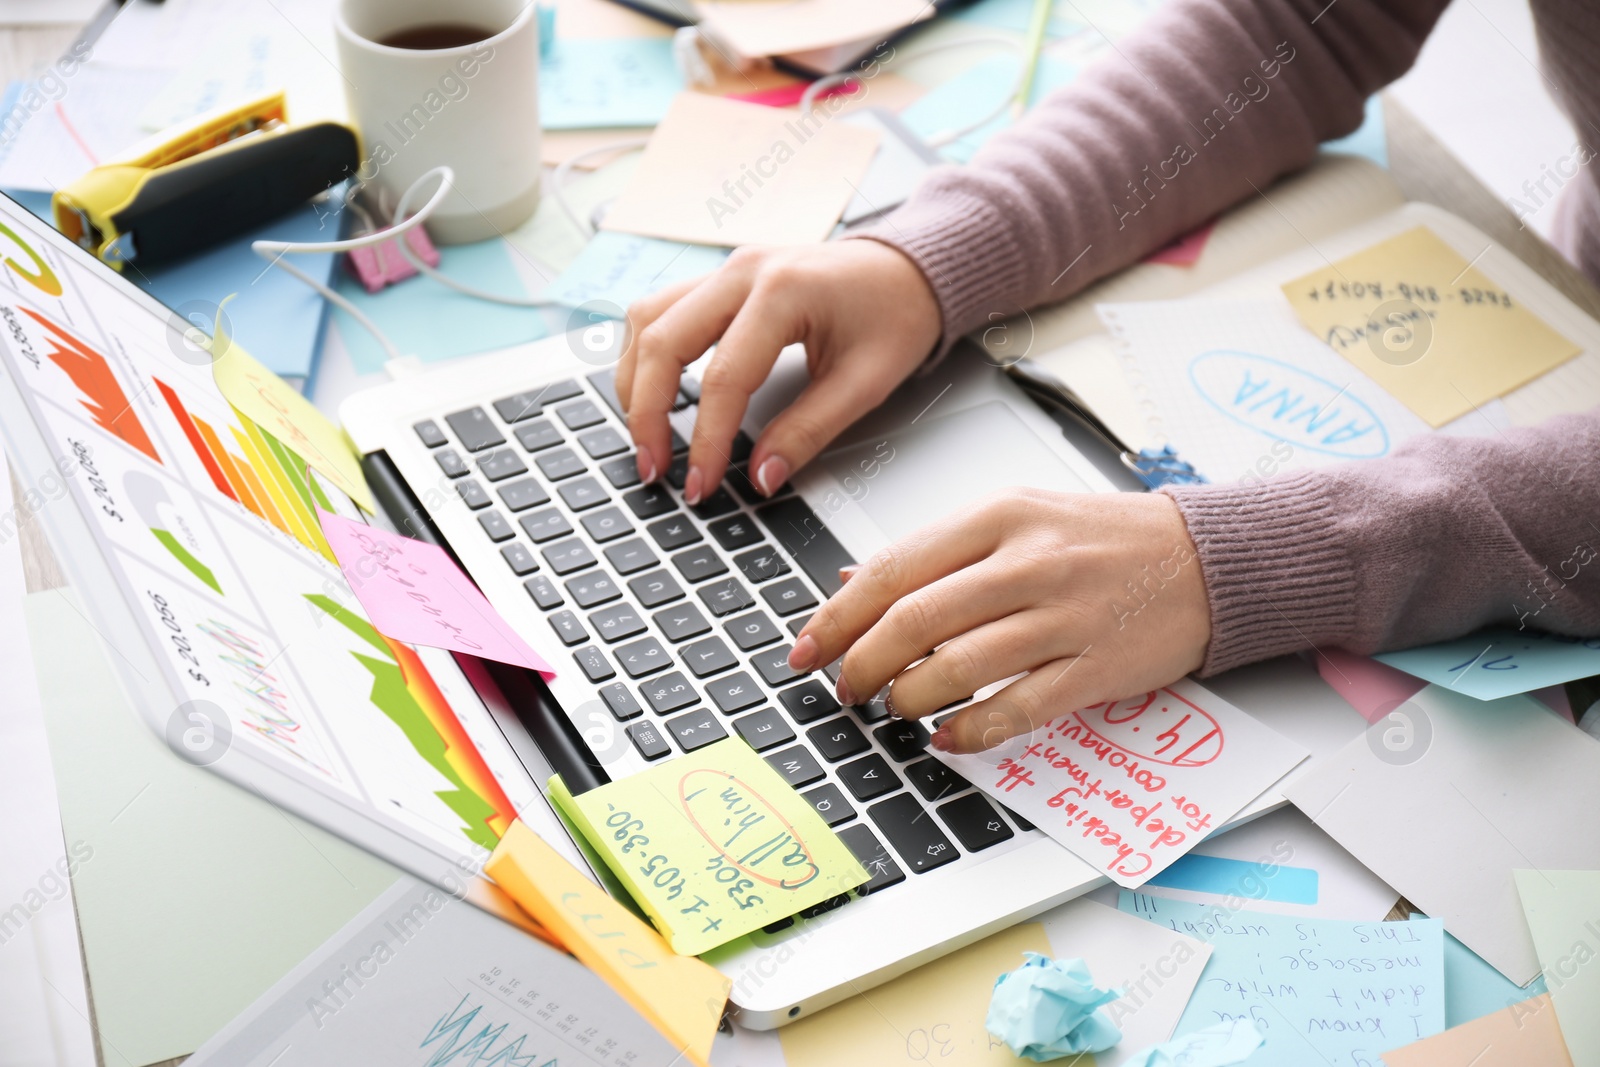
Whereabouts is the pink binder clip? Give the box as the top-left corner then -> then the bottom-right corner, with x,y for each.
345,225 -> 441,294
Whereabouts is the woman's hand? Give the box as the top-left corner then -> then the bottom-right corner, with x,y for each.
788,489 -> 1211,753
615,240 -> 941,504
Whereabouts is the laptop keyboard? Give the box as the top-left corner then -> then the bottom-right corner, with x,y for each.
414,368 -> 1034,924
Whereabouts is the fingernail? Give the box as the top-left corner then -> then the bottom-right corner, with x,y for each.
885,688 -> 901,719
755,455 -> 789,497
838,564 -> 861,584
684,465 -> 703,506
788,634 -> 819,672
836,676 -> 858,707
930,726 -> 954,752
636,451 -> 657,484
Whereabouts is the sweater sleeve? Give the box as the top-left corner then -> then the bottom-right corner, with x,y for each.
851,0 -> 1449,349
1163,408 -> 1600,675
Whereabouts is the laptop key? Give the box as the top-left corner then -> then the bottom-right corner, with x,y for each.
807,717 -> 870,762
733,708 -> 796,752
566,571 -> 621,608
724,610 -> 780,651
628,569 -> 684,608
600,682 -> 644,721
435,448 -> 468,478
875,720 -> 930,762
538,379 -> 584,404
779,680 -> 839,724
477,510 -> 515,542
765,746 -> 825,789
708,514 -> 763,551
492,391 -> 545,424
455,479 -> 491,510
752,644 -> 805,687
622,484 -> 676,520
514,419 -> 562,452
681,636 -> 737,678
869,793 -> 959,874
617,636 -> 672,677
604,538 -> 658,575
590,603 -> 646,643
1003,804 -> 1035,832
787,615 -> 811,636
520,508 -> 574,543
706,671 -> 763,714
698,577 -> 753,617
413,419 -> 447,447
836,824 -> 906,894
729,464 -> 790,505
557,399 -> 605,430
524,574 -> 563,609
907,757 -> 969,803
500,542 -> 539,576
761,577 -> 817,616
577,426 -> 628,459
573,645 -> 615,682
580,506 -> 633,542
477,449 -> 528,482
839,754 -> 900,802
586,369 -> 627,420
800,782 -> 856,827
647,514 -> 702,551
654,604 -> 711,643
548,610 -> 589,646
671,544 -> 727,583
799,894 -> 851,920
535,447 -> 585,481
444,407 -> 505,452
937,794 -> 1014,853
665,454 -> 689,489
560,476 -> 610,512
627,720 -> 673,761
640,671 -> 699,714
665,709 -> 728,752
496,477 -> 550,512
733,546 -> 789,584
543,539 -> 597,575
600,455 -> 641,489
852,686 -> 892,724
689,487 -> 739,519
756,497 -> 854,599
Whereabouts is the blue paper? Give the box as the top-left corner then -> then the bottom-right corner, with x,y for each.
950,0 -> 1090,39
901,55 -> 1078,163
539,38 -> 682,130
985,952 -> 1122,1062
1118,894 -> 1446,1067
1120,1019 -> 1265,1067
332,238 -> 550,373
1146,855 -> 1319,906
1440,926 -> 1549,1028
1375,626 -> 1600,701
542,231 -> 729,315
1321,95 -> 1387,168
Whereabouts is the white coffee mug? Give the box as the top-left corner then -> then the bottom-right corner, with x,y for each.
335,0 -> 541,244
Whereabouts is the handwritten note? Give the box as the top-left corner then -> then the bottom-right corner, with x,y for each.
542,231 -> 730,314
935,679 -> 1306,888
1375,626 -> 1600,701
1281,226 -> 1579,426
539,37 -> 682,129
1382,994 -> 1571,1067
1119,894 -> 1446,1067
548,737 -> 867,955
316,510 -> 556,677
1514,870 -> 1600,1067
485,819 -> 731,1067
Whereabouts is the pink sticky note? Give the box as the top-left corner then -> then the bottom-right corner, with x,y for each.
1145,220 -> 1215,267
1314,647 -> 1424,723
728,82 -> 861,108
317,509 -> 556,678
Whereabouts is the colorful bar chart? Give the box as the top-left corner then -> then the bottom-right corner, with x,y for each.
155,378 -> 336,564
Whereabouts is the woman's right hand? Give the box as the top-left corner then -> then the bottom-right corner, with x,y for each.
615,239 -> 942,504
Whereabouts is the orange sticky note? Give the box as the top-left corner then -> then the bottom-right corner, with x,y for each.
1382,993 -> 1573,1067
485,819 -> 731,1067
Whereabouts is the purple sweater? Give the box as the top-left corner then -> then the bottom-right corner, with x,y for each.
859,0 -> 1600,674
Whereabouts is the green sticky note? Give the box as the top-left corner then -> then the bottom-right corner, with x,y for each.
549,738 -> 868,956
1513,869 -> 1600,1067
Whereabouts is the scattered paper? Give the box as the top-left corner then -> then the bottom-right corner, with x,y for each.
1283,685 -> 1600,986
934,679 -> 1306,888
601,93 -> 881,247
542,230 -> 730,314
1514,870 -> 1600,1067
542,126 -> 653,169
1147,221 -> 1216,267
540,37 -> 683,129
695,0 -> 932,58
316,510 -> 557,677
1313,648 -> 1424,723
1120,894 -> 1447,1066
548,738 -> 867,955
1435,924 -> 1547,1028
1376,626 -> 1600,701
900,54 -> 1078,163
210,341 -> 374,511
485,819 -> 731,1067
138,24 -> 345,131
1281,226 -> 1578,426
0,67 -> 171,191
1381,994 -> 1572,1067
1119,1019 -> 1264,1067
987,953 -> 1123,1061
779,924 -> 1054,1067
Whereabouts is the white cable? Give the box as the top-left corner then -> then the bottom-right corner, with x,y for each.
550,138 -> 650,238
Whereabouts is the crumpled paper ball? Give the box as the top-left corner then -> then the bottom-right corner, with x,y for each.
984,952 -> 1123,1062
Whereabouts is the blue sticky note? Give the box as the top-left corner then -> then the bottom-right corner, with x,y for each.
333,238 -> 550,373
1322,95 -> 1387,168
1375,626 -> 1600,701
951,0 -> 1090,39
542,231 -> 728,314
539,38 -> 683,130
901,55 -> 1077,163
1118,893 -> 1446,1066
1422,919 -> 1550,1028
1146,855 -> 1319,906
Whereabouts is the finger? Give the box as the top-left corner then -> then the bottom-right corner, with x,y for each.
886,609 -> 1068,721
616,275 -> 705,415
745,358 -> 898,500
933,653 -> 1117,754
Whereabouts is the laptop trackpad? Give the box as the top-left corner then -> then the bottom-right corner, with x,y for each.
821,401 -> 1092,544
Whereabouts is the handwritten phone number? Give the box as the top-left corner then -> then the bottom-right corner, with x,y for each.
604,804 -> 764,919
1301,280 -> 1515,308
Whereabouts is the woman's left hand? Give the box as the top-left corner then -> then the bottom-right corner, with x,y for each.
787,488 -> 1212,753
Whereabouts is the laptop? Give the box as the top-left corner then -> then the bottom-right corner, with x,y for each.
0,188 -> 1130,1029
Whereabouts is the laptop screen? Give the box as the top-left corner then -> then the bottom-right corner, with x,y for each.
0,194 -> 546,879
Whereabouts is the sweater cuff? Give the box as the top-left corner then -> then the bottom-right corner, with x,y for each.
1163,471 -> 1358,676
845,185 -> 1034,361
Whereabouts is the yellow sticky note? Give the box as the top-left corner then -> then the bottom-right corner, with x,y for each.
549,737 -> 868,956
1281,226 -> 1578,426
211,339 -> 375,513
780,923 -> 1051,1067
1382,993 -> 1573,1067
485,819 -> 731,1067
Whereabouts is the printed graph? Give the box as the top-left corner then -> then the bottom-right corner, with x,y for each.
124,470 -> 223,593
23,306 -> 161,463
